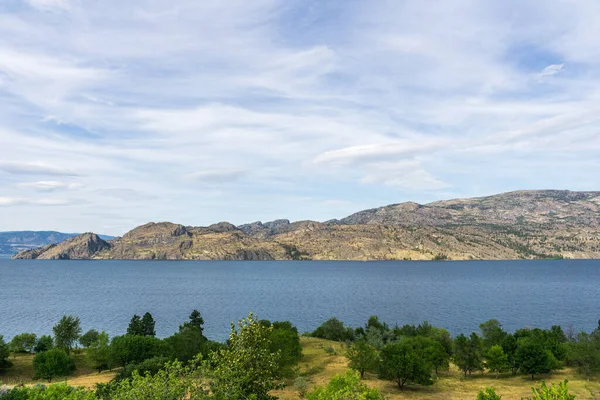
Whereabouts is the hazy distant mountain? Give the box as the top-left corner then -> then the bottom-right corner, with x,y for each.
14,190 -> 600,261
1,231 -> 114,256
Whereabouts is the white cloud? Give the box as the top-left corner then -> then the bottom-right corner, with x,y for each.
0,162 -> 80,176
1,0 -> 600,233
185,169 -> 247,184
537,63 -> 565,79
25,0 -> 71,11
17,181 -> 83,191
0,196 -> 79,207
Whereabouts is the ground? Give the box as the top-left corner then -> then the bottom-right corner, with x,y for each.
2,339 -> 600,399
0,351 -> 115,388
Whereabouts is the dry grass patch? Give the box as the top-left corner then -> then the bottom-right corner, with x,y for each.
0,352 -> 115,389
273,338 -> 600,400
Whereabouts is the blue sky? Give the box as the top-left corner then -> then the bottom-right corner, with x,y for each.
1,0 -> 599,235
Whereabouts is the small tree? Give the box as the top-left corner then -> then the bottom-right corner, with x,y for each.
0,335 -> 12,370
34,335 -> 54,353
207,312 -> 282,399
312,318 -> 355,342
346,341 -> 379,378
79,329 -> 100,348
9,333 -> 37,353
109,334 -> 166,367
86,331 -> 110,373
516,338 -> 556,380
454,333 -> 484,377
567,332 -> 600,380
127,314 -> 144,336
33,348 -> 76,382
423,339 -> 450,374
477,387 -> 502,400
480,320 -> 507,350
294,376 -> 310,398
485,345 -> 510,378
378,340 -> 433,389
53,315 -> 82,352
524,380 -> 575,400
306,370 -> 385,400
141,312 -> 156,337
180,310 -> 205,335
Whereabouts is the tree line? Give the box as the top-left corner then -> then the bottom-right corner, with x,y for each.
2,314 -> 599,399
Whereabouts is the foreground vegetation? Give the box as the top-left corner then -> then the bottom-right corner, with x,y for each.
2,313 -> 600,399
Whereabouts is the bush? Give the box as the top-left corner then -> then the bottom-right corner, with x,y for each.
312,318 -> 355,342
1,383 -> 97,400
524,380 -> 574,400
477,388 -> 502,399
34,335 -> 54,353
109,334 -> 167,367
114,356 -> 169,382
8,333 -> 37,353
305,370 -> 385,399
79,329 -> 100,348
0,336 -> 12,371
33,348 -> 76,382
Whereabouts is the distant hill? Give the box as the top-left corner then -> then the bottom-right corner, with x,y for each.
13,190 -> 600,261
0,231 -> 114,256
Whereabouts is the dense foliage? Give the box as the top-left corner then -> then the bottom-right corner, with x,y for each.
53,315 -> 81,352
0,336 -> 12,371
32,348 -> 76,382
305,370 -> 385,400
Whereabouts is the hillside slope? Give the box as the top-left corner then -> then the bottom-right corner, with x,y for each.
13,190 -> 600,261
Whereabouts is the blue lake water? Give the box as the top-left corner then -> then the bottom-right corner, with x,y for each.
0,260 -> 599,342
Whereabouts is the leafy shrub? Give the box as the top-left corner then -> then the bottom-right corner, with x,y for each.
33,348 -> 76,382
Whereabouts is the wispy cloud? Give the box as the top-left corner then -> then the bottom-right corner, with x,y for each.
17,181 -> 83,191
0,162 -> 80,177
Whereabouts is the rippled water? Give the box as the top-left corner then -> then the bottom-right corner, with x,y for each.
1,259 -> 599,341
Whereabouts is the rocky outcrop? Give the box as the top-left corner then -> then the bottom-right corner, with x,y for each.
13,190 -> 600,261
14,233 -> 110,260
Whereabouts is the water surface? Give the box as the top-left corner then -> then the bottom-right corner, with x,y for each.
0,260 -> 598,341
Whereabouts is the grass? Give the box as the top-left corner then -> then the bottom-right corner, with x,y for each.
274,338 -> 600,400
0,351 -> 115,389
2,339 -> 600,399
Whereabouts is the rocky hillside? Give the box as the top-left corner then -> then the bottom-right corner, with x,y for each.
13,190 -> 600,261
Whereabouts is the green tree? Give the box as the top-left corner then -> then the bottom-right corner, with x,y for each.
109,334 -> 166,367
127,314 -> 144,336
454,333 -> 484,377
0,335 -> 12,370
8,333 -> 37,353
179,309 -> 205,336
524,380 -> 575,400
141,312 -> 156,337
268,321 -> 303,377
33,348 -> 76,382
346,340 -> 379,378
566,332 -> 600,380
165,327 -> 207,363
34,335 -> 54,353
312,318 -> 355,342
476,387 -> 502,400
86,331 -> 110,373
378,339 -> 433,389
515,338 -> 557,380
206,312 -> 282,400
423,339 -> 450,374
306,370 -> 385,400
53,315 -> 82,352
479,320 -> 506,350
79,329 -> 100,348
485,345 -> 510,378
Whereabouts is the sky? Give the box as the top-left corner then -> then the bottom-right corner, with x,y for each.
1,0 -> 600,235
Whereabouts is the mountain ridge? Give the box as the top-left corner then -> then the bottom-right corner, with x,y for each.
0,231 -> 114,256
13,190 -> 600,261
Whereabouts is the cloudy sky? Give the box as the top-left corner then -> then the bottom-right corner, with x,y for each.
1,0 -> 599,235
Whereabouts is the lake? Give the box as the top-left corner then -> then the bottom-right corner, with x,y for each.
0,259 -> 599,342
